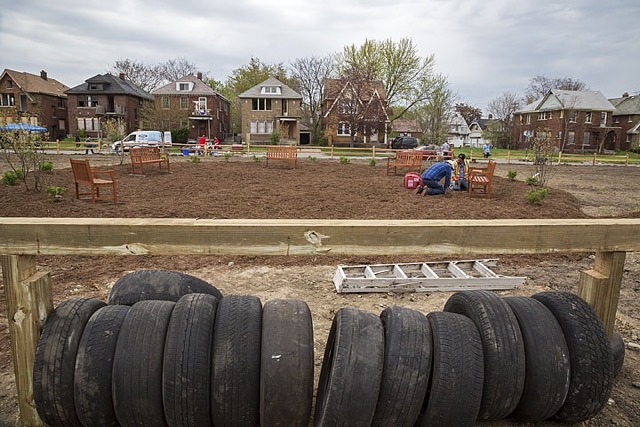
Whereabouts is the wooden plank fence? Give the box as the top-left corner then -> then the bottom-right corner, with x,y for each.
2,217 -> 640,426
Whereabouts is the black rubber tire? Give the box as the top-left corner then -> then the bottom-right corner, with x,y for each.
504,296 -> 571,421
418,311 -> 484,427
74,305 -> 130,427
33,297 -> 106,427
260,299 -> 314,427
532,291 -> 614,423
371,306 -> 432,427
211,295 -> 263,427
107,269 -> 223,305
443,290 -> 525,420
612,331 -> 625,378
163,293 -> 219,427
112,300 -> 175,427
314,307 -> 385,427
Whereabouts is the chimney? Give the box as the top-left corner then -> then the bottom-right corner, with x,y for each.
197,72 -> 203,80
40,70 -> 47,80
119,72 -> 125,80
623,92 -> 629,97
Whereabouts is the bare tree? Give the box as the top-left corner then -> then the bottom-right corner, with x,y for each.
159,57 -> 205,82
289,55 -> 335,144
455,103 -> 482,126
485,92 -> 521,148
107,59 -> 163,93
528,128 -> 557,187
525,75 -> 589,103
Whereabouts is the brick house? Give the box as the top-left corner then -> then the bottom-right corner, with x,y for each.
0,69 -> 69,140
609,92 -> 640,151
323,78 -> 389,146
65,73 -> 153,139
238,77 -> 302,144
152,73 -> 230,141
512,89 -> 617,153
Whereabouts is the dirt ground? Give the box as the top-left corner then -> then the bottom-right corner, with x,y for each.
1,152 -> 640,426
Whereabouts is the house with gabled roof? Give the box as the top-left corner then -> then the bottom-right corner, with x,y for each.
65,73 -> 154,138
0,69 -> 69,140
468,118 -> 490,148
390,119 -> 423,141
238,76 -> 303,145
512,89 -> 616,153
609,92 -> 640,151
323,78 -> 389,146
152,72 -> 230,141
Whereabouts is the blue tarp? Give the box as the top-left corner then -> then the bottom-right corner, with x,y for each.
0,123 -> 48,132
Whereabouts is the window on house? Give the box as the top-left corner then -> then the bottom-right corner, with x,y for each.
337,121 -> 351,135
250,120 -> 274,134
526,115 -> 531,125
559,110 -> 564,118
585,112 -> 592,123
162,96 -> 170,109
177,82 -> 191,91
614,117 -> 619,124
519,115 -> 523,124
282,99 -> 288,115
57,98 -> 67,109
88,83 -> 103,90
261,86 -> 281,95
629,116 -> 633,123
0,93 -> 15,106
58,119 -> 66,130
78,96 -> 98,107
6,80 -> 13,88
251,98 -> 272,111
77,118 -> 100,131
567,131 -> 575,145
569,111 -> 577,122
180,96 -> 188,109
600,112 -> 607,127
583,132 -> 590,146
537,111 -> 550,120
197,97 -> 207,112
338,100 -> 355,114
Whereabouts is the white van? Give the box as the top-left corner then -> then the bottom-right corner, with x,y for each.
112,131 -> 172,152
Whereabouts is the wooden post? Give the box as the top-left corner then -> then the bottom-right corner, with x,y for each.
593,152 -> 597,165
1,255 -> 53,427
372,145 -> 376,160
578,251 -> 626,339
558,151 -> 562,164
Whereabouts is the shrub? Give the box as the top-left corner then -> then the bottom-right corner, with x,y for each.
526,187 -> 549,205
171,127 -> 190,144
308,156 -> 317,163
40,161 -> 54,172
190,155 -> 201,164
526,176 -> 539,186
223,152 -> 232,162
507,170 -> 517,181
46,186 -> 67,201
2,170 -> 18,185
369,158 -> 376,167
252,155 -> 261,162
269,131 -> 280,145
339,156 -> 350,165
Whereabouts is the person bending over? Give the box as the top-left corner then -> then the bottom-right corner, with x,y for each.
416,160 -> 455,196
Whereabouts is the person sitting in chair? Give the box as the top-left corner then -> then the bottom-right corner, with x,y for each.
415,160 -> 455,196
452,153 -> 470,191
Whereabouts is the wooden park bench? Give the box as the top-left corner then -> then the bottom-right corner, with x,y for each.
387,150 -> 423,175
70,159 -> 118,204
129,147 -> 170,175
266,145 -> 297,168
468,160 -> 496,199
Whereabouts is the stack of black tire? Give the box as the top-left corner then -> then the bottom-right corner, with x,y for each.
33,269 -> 624,427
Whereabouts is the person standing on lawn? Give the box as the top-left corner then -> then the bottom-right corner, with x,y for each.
415,160 -> 455,196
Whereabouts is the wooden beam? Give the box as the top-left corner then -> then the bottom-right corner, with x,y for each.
1,255 -> 52,427
1,218 -> 640,256
578,251 -> 626,338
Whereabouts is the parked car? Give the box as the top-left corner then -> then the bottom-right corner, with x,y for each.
112,131 -> 172,152
391,136 -> 419,149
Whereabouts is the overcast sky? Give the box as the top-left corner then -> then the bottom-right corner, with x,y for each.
1,0 -> 638,114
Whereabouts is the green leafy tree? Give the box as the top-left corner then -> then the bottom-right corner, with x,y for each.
336,37 -> 437,122
221,57 -> 292,136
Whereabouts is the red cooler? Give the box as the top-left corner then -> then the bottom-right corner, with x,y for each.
404,172 -> 422,189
